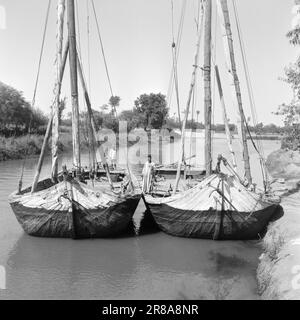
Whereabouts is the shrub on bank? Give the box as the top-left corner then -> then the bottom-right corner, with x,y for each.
0,131 -> 95,162
0,135 -> 46,161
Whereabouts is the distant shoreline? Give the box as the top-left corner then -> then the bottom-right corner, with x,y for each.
0,129 -> 181,162
247,135 -> 281,141
0,129 -> 281,163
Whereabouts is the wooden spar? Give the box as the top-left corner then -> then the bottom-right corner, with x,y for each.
173,2 -> 204,195
217,0 -> 252,184
31,117 -> 53,193
67,0 -> 81,173
51,0 -> 66,182
215,65 -> 237,169
76,56 -> 96,169
76,55 -> 114,188
204,0 -> 212,177
31,42 -> 69,194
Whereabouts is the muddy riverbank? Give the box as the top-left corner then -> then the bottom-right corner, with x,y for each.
258,149 -> 300,299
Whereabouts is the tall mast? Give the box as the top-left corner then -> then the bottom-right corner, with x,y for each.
204,0 -> 212,176
52,0 -> 66,182
77,55 -> 114,189
67,0 -> 81,173
173,1 -> 204,194
217,0 -> 252,184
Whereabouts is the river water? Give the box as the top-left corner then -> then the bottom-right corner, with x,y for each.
0,135 -> 281,300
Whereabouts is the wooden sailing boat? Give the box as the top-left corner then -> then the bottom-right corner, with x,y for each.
9,0 -> 141,239
143,0 -> 282,240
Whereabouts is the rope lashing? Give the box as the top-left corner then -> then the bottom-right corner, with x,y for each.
215,154 -> 245,186
209,186 -> 237,211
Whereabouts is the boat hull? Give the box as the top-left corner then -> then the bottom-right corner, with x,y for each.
9,178 -> 141,239
10,195 -> 140,239
146,203 -> 281,240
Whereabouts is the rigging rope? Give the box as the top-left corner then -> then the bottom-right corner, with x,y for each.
75,5 -> 86,166
167,0 -> 187,114
86,0 -> 92,96
188,0 -> 202,167
231,0 -> 269,189
18,0 -> 51,191
211,0 -> 218,169
76,38 -> 98,169
75,0 -> 82,60
91,0 -> 114,98
75,2 -> 97,170
31,0 -> 51,109
171,0 -> 182,125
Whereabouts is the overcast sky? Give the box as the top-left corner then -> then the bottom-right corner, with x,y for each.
0,0 -> 297,126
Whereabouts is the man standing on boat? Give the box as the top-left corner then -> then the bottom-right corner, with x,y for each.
142,155 -> 155,193
108,146 -> 117,170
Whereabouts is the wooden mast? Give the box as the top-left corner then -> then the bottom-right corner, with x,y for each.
51,0 -> 66,182
76,56 -> 96,170
77,55 -> 114,189
215,65 -> 237,169
204,0 -> 212,177
67,0 -> 81,174
173,1 -> 204,195
217,0 -> 252,184
31,42 -> 69,193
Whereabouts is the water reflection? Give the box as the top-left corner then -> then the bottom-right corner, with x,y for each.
137,210 -> 160,235
5,234 -> 139,300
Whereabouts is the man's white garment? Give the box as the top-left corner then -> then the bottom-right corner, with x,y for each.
108,148 -> 117,164
142,161 -> 155,193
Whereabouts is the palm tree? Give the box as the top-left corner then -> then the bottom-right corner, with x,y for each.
109,96 -> 120,117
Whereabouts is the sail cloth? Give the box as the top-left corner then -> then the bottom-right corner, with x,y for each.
146,174 -> 266,211
144,174 -> 281,240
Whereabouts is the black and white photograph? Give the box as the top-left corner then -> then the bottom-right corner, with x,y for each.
0,0 -> 300,305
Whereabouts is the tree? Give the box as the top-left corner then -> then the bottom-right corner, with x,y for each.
109,96 -> 120,117
100,104 -> 109,113
0,81 -> 47,136
276,1 -> 300,149
134,93 -> 168,130
254,122 -> 264,134
119,109 -> 142,132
